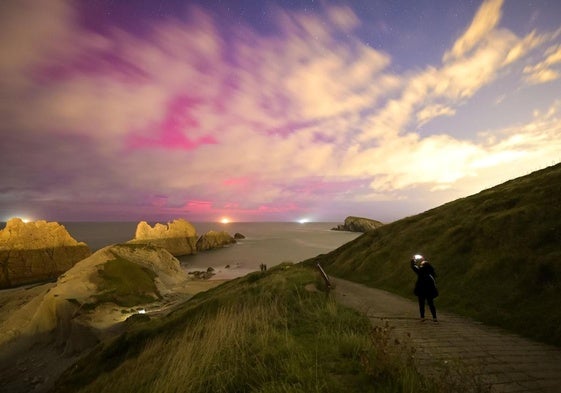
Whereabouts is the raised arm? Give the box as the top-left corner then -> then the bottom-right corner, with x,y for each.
410,259 -> 420,274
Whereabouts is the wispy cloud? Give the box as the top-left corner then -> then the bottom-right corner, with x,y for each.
443,0 -> 504,61
1,0 -> 560,221
524,44 -> 561,84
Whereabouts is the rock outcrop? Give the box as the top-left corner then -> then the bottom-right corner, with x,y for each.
196,230 -> 236,252
332,216 -> 384,233
0,218 -> 91,289
234,232 -> 246,240
127,219 -> 198,256
0,244 -> 189,353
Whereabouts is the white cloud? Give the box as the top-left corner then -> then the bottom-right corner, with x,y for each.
444,0 -> 504,61
2,0 -> 561,219
523,45 -> 561,84
503,30 -> 544,65
417,104 -> 456,127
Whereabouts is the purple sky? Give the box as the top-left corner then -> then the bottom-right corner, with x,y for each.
1,0 -> 561,223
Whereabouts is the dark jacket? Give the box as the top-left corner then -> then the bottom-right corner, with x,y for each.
411,259 -> 438,298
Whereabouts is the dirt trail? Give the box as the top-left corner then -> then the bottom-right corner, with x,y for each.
332,277 -> 561,393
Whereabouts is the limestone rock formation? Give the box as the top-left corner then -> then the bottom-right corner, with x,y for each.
0,244 -> 189,353
135,219 -> 197,239
196,230 -> 236,252
128,219 -> 198,256
0,218 -> 91,289
332,216 -> 384,233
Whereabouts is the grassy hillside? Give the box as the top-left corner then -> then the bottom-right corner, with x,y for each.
54,264 -> 464,393
307,163 -> 561,346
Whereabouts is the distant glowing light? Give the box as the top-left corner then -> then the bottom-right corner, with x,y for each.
298,218 -> 309,224
4,216 -> 32,223
138,309 -> 146,314
221,217 -> 230,224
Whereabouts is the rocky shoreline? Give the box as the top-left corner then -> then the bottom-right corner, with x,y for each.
0,218 -> 243,289
0,216 -> 238,393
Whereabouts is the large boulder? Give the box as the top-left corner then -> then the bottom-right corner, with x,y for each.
0,244 -> 189,353
332,216 -> 384,233
196,230 -> 236,252
0,218 -> 91,289
128,219 -> 198,256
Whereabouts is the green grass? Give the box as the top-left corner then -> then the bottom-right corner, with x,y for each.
90,252 -> 161,307
52,264 -> 473,393
305,163 -> 561,346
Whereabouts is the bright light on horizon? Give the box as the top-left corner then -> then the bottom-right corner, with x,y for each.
3,216 -> 32,223
220,217 -> 230,224
298,218 -> 309,224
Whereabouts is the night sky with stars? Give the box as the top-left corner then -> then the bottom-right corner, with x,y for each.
1,0 -> 561,223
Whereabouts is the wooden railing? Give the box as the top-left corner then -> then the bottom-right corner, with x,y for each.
316,263 -> 332,289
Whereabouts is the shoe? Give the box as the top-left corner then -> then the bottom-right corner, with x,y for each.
420,318 -> 426,322
432,318 -> 438,323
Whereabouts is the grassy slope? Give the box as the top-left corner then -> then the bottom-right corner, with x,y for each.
306,163 -> 561,346
51,264 -> 480,393
52,265 -> 398,392
93,255 -> 161,307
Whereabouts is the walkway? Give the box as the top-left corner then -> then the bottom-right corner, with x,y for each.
332,277 -> 561,393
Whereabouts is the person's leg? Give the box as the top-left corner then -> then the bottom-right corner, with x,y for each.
418,296 -> 426,319
427,297 -> 437,320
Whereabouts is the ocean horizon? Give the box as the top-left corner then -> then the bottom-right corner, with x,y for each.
1,221 -> 361,280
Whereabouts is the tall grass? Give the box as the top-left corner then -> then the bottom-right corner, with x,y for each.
53,264 -> 471,393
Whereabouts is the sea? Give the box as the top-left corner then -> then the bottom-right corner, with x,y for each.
51,222 -> 361,280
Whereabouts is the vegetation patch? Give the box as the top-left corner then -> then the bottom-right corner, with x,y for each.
91,254 -> 161,308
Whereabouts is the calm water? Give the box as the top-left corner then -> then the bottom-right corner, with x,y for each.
56,222 -> 361,279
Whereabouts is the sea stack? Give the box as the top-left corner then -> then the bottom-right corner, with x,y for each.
0,218 -> 91,289
196,230 -> 236,251
332,216 -> 384,233
128,219 -> 199,256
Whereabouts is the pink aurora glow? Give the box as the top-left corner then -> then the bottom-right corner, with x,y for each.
1,0 -> 561,223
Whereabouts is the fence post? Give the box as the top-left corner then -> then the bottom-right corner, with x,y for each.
316,263 -> 332,289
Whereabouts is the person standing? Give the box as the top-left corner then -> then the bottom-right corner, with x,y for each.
410,254 -> 438,322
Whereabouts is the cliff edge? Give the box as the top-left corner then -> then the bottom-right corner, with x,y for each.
0,243 -> 189,353
0,218 -> 91,289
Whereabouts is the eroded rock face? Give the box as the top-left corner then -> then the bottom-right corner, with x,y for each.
128,219 -> 198,256
196,230 -> 236,252
0,218 -> 84,249
135,219 -> 196,240
332,216 -> 384,233
0,218 -> 91,289
0,244 -> 189,354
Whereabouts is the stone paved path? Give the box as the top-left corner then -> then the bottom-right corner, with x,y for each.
331,277 -> 561,393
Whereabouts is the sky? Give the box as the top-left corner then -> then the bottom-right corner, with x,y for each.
1,0 -> 560,223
